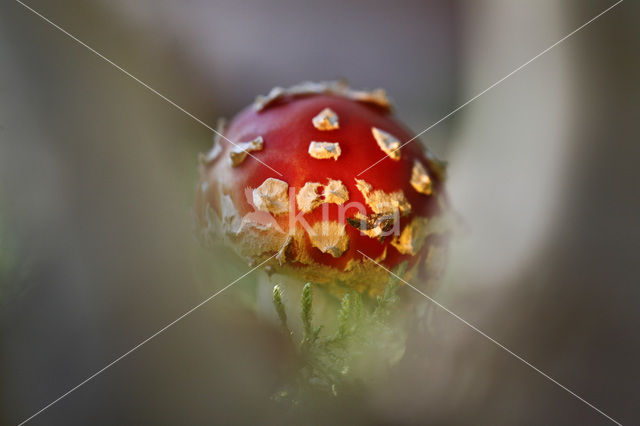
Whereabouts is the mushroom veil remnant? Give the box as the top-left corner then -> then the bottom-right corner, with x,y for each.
196,81 -> 450,296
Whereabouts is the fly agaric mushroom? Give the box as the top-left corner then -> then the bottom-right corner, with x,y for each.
196,81 -> 449,296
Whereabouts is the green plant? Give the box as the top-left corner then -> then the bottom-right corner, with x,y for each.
272,266 -> 407,404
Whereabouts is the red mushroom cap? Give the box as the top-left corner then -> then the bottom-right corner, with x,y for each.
196,81 -> 449,296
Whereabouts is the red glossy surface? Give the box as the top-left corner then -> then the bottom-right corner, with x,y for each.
198,93 -> 445,271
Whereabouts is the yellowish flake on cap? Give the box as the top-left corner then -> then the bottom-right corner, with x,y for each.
253,81 -> 393,112
371,127 -> 401,160
308,221 -> 349,257
391,216 -> 449,255
349,88 -> 391,110
355,178 -> 411,215
252,178 -> 289,215
229,136 -> 264,167
323,179 -> 349,204
308,141 -> 341,160
296,179 -> 349,213
410,160 -> 432,195
390,217 -> 429,255
296,182 -> 323,213
253,86 -> 286,111
312,108 -> 340,131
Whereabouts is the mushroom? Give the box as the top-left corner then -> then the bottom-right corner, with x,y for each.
196,81 -> 449,297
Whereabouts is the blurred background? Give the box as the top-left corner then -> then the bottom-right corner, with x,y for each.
1,0 -> 638,424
